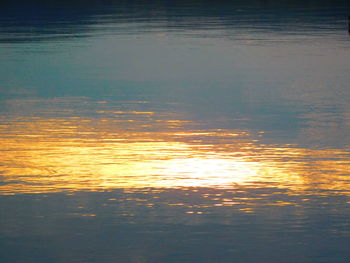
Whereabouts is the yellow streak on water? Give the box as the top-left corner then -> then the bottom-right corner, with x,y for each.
1,115 -> 350,195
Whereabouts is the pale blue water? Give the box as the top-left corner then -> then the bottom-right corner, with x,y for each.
1,1 -> 350,262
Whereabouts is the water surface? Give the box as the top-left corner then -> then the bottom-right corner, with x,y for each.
1,1 -> 350,262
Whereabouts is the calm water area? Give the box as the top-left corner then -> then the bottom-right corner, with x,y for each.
1,0 -> 350,262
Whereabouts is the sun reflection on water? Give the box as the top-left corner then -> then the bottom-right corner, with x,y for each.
1,112 -> 350,196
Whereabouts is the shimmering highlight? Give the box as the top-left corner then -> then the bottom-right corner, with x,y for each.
1,112 -> 350,195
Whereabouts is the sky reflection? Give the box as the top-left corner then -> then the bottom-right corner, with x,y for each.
1,100 -> 350,196
1,2 -> 350,262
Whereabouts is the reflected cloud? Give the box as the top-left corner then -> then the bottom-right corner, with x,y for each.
1,107 -> 350,195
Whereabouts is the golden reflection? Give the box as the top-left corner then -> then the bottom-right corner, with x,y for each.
1,113 -> 350,195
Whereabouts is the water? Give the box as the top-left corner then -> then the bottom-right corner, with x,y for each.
1,1 -> 350,262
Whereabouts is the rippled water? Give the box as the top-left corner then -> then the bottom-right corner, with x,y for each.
1,1 -> 350,262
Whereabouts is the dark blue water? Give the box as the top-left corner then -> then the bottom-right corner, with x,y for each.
1,1 -> 350,262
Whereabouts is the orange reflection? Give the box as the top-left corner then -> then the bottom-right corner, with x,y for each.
1,114 -> 350,195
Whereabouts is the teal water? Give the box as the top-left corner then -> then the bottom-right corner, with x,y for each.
1,1 -> 350,262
